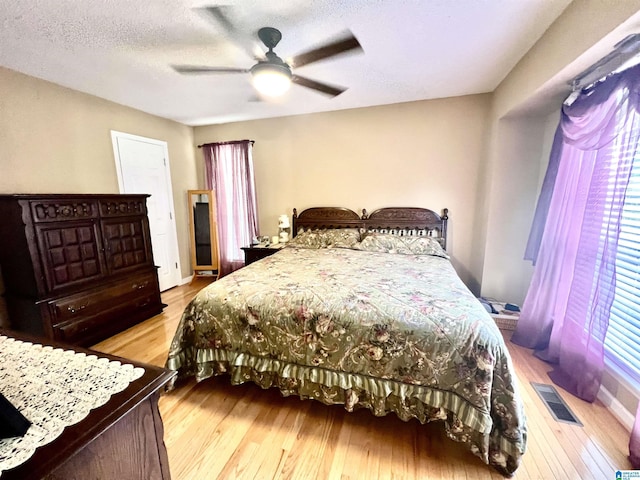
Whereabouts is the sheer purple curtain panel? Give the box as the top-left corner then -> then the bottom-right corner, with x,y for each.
511,146 -> 593,353
512,66 -> 640,403
203,140 -> 258,277
523,127 -> 563,265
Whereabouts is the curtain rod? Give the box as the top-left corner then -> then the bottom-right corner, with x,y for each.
197,140 -> 255,148
570,33 -> 640,92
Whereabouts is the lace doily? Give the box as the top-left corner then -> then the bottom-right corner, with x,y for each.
0,335 -> 144,476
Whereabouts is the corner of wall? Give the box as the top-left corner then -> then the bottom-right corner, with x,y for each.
478,2 -> 640,304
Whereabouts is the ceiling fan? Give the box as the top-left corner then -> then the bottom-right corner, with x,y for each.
172,7 -> 363,98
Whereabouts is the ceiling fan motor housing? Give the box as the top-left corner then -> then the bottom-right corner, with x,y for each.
250,29 -> 292,97
258,27 -> 282,51
251,27 -> 292,83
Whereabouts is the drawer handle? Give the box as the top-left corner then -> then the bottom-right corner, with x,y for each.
136,298 -> 152,308
67,304 -> 88,314
132,281 -> 149,290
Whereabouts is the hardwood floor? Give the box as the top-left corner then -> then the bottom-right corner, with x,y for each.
92,280 -> 633,479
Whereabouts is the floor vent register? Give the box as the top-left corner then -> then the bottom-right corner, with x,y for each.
531,382 -> 583,426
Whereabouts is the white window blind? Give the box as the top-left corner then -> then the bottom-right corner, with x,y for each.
604,112 -> 640,385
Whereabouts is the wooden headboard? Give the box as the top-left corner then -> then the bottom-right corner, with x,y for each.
292,207 -> 449,249
292,207 -> 363,232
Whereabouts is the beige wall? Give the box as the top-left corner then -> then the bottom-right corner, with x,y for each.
480,116 -> 549,302
0,66 -> 199,281
194,95 -> 492,292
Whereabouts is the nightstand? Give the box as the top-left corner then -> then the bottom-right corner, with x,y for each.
242,245 -> 284,265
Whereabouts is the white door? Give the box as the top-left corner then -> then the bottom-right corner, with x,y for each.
111,131 -> 181,291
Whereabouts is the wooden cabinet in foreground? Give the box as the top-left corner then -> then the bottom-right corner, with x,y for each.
188,190 -> 219,282
0,329 -> 174,480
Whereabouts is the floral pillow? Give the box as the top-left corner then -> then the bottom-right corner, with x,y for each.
288,228 -> 361,249
355,232 -> 449,258
287,230 -> 326,249
323,228 -> 362,248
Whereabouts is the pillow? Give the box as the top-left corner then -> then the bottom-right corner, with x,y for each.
287,230 -> 326,249
355,232 -> 449,258
323,228 -> 361,248
288,228 -> 361,249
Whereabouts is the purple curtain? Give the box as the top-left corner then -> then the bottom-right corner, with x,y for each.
513,65 -> 640,399
202,140 -> 258,277
523,127 -> 563,265
512,65 -> 640,466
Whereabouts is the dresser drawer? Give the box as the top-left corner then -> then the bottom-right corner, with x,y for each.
50,272 -> 158,324
52,292 -> 160,346
99,197 -> 147,218
28,199 -> 99,223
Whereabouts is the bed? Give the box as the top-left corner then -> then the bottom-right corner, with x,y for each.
166,207 -> 527,475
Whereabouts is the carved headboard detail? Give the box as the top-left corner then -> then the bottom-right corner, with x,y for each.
291,206 -> 449,249
292,207 -> 363,233
363,207 -> 448,249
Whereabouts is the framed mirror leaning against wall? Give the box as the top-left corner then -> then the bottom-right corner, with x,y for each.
188,190 -> 219,282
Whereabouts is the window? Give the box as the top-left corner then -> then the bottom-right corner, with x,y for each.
604,98 -> 640,387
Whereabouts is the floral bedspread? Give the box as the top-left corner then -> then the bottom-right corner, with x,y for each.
166,247 -> 527,475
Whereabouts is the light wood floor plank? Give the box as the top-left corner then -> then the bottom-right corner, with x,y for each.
92,282 -> 635,479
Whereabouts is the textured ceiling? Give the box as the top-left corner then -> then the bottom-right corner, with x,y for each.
0,0 -> 572,126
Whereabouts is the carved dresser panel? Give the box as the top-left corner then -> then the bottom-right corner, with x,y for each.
0,194 -> 163,347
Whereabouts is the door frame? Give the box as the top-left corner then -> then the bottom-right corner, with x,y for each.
110,130 -> 182,289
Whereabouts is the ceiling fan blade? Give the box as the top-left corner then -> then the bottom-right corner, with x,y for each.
290,32 -> 362,68
198,6 -> 265,61
292,75 -> 346,97
172,65 -> 249,74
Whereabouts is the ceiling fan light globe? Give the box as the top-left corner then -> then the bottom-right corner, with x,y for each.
251,63 -> 292,97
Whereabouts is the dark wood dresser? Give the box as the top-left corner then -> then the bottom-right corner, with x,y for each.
0,330 -> 174,480
0,194 -> 164,347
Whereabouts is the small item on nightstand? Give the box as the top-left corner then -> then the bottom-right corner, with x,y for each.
278,214 -> 291,243
271,235 -> 279,245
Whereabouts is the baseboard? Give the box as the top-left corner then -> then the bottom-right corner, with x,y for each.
598,385 -> 635,431
181,275 -> 193,285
